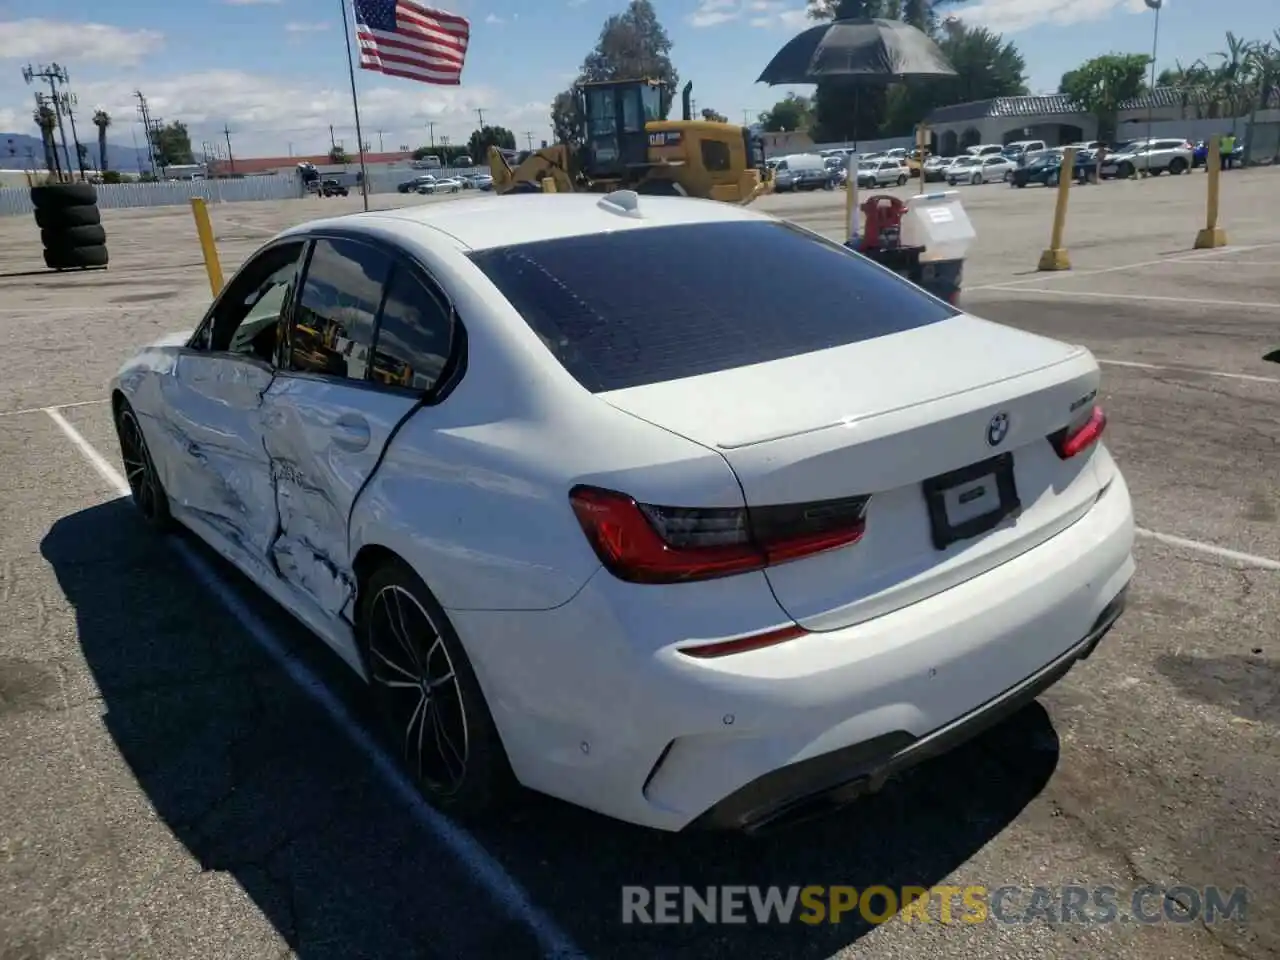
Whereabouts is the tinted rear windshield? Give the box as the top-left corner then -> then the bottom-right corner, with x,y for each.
467,220 -> 958,393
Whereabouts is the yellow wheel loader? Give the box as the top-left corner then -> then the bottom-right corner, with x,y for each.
488,79 -> 773,204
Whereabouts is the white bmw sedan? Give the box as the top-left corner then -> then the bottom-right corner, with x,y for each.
110,191 -> 1135,833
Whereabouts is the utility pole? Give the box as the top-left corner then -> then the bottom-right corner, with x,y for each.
427,120 -> 435,150
55,90 -> 87,180
223,124 -> 235,173
149,116 -> 168,178
524,131 -> 533,150
743,109 -> 751,126
23,63 -> 74,180
32,92 -> 63,179
329,124 -> 337,150
376,129 -> 384,152
475,108 -> 485,128
134,90 -> 159,178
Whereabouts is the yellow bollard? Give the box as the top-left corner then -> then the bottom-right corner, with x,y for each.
1037,147 -> 1076,271
540,176 -> 556,193
1194,137 -> 1228,249
845,154 -> 859,244
916,125 -> 929,195
189,198 -> 224,297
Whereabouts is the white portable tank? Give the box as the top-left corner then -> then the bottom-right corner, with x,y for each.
900,190 -> 975,262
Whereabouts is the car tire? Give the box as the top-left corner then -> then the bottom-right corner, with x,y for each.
34,205 -> 101,229
1003,170 -> 1013,182
358,557 -> 516,821
43,244 -> 108,270
30,182 -> 98,210
1168,157 -> 1187,175
1118,162 -> 1134,179
113,396 -> 173,532
41,224 -> 106,248
1047,171 -> 1060,187
971,173 -> 982,185
896,174 -> 908,186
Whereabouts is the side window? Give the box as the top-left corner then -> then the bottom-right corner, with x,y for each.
370,269 -> 454,392
700,139 -> 731,172
288,237 -> 391,380
204,240 -> 307,362
775,159 -> 788,171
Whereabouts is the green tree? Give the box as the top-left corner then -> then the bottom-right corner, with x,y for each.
758,93 -> 812,132
551,89 -> 585,146
468,124 -> 516,159
1058,53 -> 1150,143
32,104 -> 59,175
881,20 -> 1028,135
148,120 -> 194,167
700,107 -> 728,123
578,0 -> 678,107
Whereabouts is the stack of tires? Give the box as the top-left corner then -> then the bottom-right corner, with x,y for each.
30,182 -> 108,271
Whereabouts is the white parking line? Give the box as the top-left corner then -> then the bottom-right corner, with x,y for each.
1098,358 -> 1280,385
0,398 -> 108,419
1135,528 -> 1280,571
42,405 -> 588,960
966,240 -> 1280,292
977,287 -> 1280,310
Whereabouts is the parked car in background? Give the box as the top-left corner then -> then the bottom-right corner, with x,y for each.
1011,150 -> 1091,188
857,157 -> 910,188
966,143 -> 1006,159
950,154 -> 1015,185
1192,138 -> 1246,167
773,154 -> 835,192
1001,140 -> 1047,165
319,178 -> 348,197
922,155 -> 954,182
418,177 -> 463,195
1100,138 -> 1193,178
398,174 -> 437,194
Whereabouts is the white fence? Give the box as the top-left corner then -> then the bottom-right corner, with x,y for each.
0,166 -> 492,218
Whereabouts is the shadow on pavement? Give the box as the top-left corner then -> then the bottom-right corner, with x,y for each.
44,498 -> 1059,959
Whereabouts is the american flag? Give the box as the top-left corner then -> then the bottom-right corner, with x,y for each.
352,0 -> 470,86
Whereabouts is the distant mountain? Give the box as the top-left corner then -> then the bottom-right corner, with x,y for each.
1,131 -> 148,173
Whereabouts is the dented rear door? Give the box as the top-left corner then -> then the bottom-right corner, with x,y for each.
258,376 -> 418,617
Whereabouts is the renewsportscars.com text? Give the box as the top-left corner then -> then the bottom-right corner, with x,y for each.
621,884 -> 1249,926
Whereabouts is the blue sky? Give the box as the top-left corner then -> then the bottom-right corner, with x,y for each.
0,0 -> 1274,158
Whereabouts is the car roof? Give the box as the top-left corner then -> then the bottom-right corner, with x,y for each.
277,192 -> 772,252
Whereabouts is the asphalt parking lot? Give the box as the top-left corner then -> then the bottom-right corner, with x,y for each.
1,169 -> 1277,960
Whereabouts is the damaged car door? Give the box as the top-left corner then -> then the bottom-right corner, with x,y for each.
154,239 -> 306,577
258,235 -> 453,619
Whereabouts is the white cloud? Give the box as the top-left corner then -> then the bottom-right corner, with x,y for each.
688,0 -> 739,27
16,69 -> 552,156
285,21 -> 331,32
689,0 -> 807,28
945,0 -> 1157,34
0,18 -> 165,65
485,13 -> 504,22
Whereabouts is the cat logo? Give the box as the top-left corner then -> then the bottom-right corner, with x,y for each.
648,131 -> 682,147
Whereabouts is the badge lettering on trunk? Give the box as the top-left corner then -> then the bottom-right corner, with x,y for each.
986,412 -> 1010,447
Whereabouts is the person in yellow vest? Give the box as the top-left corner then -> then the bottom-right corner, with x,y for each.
1221,132 -> 1237,170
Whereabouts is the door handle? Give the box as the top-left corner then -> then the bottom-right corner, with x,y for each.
332,413 -> 371,452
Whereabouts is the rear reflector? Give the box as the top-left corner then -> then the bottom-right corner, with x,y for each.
1048,404 -> 1106,459
569,486 -> 870,584
678,624 -> 808,659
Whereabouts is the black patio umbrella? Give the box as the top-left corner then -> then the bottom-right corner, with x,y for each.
757,17 -> 956,86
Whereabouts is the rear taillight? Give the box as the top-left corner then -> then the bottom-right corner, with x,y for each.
568,486 -> 870,584
1048,405 -> 1106,459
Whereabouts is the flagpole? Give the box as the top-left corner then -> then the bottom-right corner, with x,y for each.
341,0 -> 371,211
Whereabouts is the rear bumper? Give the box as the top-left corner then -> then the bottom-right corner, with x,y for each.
690,584 -> 1127,833
453,462 -> 1135,833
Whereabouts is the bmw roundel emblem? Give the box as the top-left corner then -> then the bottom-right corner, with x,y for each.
986,412 -> 1010,447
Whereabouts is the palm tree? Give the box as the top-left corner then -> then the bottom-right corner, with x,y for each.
33,104 -> 59,177
1213,31 -> 1257,129
92,110 -> 112,173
